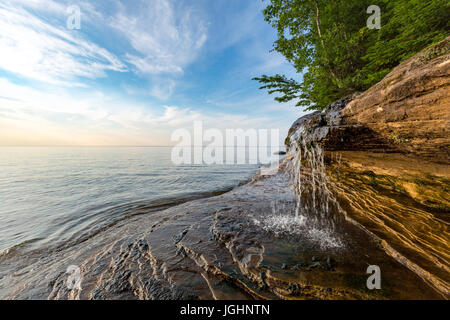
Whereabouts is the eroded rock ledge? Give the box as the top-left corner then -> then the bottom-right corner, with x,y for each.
287,36 -> 450,163
0,171 -> 444,300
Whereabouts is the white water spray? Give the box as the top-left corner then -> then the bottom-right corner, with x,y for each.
286,132 -> 343,234
251,130 -> 345,250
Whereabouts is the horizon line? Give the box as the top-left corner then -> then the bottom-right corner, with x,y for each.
0,145 -> 285,148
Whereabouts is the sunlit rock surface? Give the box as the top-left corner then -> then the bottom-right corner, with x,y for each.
286,37 -> 449,162
0,167 -> 443,300
343,38 -> 450,163
284,37 -> 449,298
328,152 -> 449,296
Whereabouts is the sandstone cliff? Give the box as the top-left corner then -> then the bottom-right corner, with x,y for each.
287,36 -> 450,163
286,36 -> 450,297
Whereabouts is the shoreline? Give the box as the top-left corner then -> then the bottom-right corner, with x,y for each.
0,174 -> 257,260
0,163 -> 444,300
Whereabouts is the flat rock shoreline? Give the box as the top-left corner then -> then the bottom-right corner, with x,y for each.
0,166 -> 444,300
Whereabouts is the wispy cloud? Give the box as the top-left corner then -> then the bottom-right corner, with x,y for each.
0,0 -> 300,146
0,1 -> 126,86
0,78 -> 283,146
112,0 -> 208,76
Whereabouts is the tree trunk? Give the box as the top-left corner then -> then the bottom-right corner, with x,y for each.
313,0 -> 343,87
314,0 -> 325,48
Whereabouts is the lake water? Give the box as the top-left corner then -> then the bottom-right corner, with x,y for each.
0,147 -> 260,255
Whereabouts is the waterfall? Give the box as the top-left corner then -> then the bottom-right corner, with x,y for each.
286,132 -> 342,234
251,129 -> 345,250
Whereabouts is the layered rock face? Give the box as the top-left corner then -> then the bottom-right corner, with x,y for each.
287,36 -> 450,162
287,37 -> 450,296
343,37 -> 450,162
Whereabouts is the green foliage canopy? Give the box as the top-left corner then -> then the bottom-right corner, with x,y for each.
254,0 -> 449,110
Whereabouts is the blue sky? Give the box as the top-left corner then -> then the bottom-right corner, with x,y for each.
0,0 -> 305,146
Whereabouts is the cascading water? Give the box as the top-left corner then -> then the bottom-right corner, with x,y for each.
251,128 -> 345,250
286,135 -> 341,233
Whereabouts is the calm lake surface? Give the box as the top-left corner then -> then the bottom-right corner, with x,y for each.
0,147 -> 260,255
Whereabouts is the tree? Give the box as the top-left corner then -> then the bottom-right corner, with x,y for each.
254,0 -> 450,111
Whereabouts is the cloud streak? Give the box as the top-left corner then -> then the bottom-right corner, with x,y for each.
0,1 -> 127,86
112,0 -> 208,76
0,0 -> 300,146
0,78 -> 283,146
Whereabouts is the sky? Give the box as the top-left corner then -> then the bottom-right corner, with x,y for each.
0,0 -> 306,146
